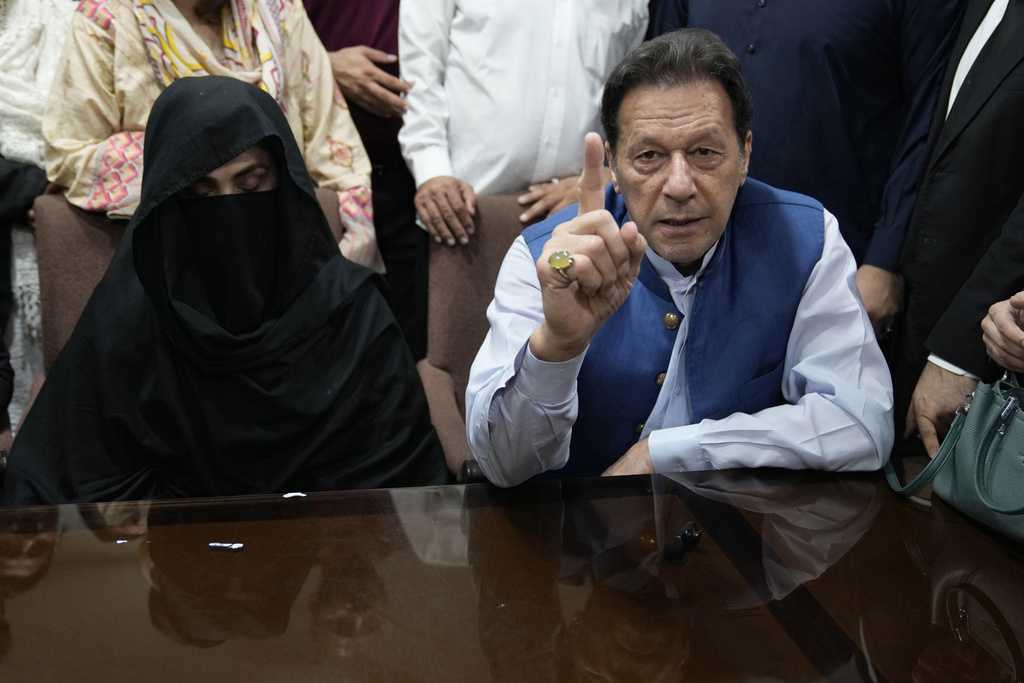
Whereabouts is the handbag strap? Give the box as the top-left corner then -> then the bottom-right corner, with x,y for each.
884,412 -> 966,497
945,582 -> 1024,679
974,414 -> 1024,514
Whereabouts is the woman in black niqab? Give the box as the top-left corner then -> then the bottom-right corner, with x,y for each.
4,77 -> 449,505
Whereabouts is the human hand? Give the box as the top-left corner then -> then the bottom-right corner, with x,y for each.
529,133 -> 647,362
414,176 -> 476,246
336,197 -> 385,272
905,361 -> 978,457
982,292 -> 1024,372
602,438 -> 654,477
516,167 -> 612,224
329,46 -> 410,118
855,265 -> 904,337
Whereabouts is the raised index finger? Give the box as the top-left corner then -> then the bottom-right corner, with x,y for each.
577,132 -> 607,216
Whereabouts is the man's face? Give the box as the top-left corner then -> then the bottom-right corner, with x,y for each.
609,81 -> 751,276
180,145 -> 279,198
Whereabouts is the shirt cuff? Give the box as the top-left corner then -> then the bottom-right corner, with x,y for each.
408,146 -> 455,189
927,354 -> 982,381
647,425 -> 706,473
516,343 -> 586,404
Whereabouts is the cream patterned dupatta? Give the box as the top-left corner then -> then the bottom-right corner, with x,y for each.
129,0 -> 383,271
45,0 -> 382,271
134,0 -> 284,101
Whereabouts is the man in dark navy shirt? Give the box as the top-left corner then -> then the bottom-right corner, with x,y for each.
649,1 -> 964,340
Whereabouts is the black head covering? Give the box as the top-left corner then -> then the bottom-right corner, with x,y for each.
4,77 -> 448,505
133,77 -> 349,366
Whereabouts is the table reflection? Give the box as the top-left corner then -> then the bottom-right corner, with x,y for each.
467,481 -> 692,682
144,513 -> 318,646
0,506 -> 59,665
0,471 -> 1018,682
911,499 -> 1024,683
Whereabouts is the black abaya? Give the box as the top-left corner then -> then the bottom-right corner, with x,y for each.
4,78 -> 449,505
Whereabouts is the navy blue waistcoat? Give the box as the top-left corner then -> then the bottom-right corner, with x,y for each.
523,179 -> 825,476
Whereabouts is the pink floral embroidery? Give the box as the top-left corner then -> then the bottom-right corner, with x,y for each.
326,135 -> 354,169
89,33 -> 115,50
87,132 -> 145,211
333,83 -> 348,110
338,186 -> 373,223
78,0 -> 114,30
301,50 -> 311,85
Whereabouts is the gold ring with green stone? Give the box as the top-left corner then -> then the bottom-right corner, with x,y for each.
548,250 -> 574,278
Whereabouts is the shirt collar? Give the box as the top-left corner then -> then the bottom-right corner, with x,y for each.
645,240 -> 720,287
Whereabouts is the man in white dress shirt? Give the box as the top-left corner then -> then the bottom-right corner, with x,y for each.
397,0 -> 648,247
465,30 -> 894,487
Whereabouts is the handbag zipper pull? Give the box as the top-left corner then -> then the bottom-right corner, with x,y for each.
998,396 -> 1019,436
957,392 -> 974,415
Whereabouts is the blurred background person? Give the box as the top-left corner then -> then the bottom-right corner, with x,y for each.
305,0 -> 427,359
398,0 -> 648,247
42,0 -> 383,271
0,0 -> 77,428
649,0 -> 964,339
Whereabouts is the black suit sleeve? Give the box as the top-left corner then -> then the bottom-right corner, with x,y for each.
926,190 -> 1024,378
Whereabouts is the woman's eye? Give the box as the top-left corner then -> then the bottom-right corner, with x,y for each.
238,172 -> 269,192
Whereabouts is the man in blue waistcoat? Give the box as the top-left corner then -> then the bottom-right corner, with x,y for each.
465,29 -> 894,487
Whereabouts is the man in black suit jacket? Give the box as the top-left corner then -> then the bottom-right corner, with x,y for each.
899,0 -> 1024,456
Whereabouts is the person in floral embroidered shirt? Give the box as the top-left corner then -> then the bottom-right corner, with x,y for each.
42,0 -> 383,272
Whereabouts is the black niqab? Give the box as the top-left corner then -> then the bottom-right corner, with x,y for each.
4,77 -> 448,505
176,190 -> 281,335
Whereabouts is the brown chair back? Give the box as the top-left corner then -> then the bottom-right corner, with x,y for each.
417,194 -> 530,472
35,188 -> 345,371
35,195 -> 126,371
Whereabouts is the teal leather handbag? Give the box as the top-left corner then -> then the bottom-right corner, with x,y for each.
886,374 -> 1024,544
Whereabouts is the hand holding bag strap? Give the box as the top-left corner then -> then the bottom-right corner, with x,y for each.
885,413 -> 966,497
974,409 -> 1024,514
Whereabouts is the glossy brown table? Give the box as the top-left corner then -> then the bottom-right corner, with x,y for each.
0,467 -> 1020,682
